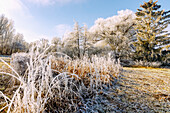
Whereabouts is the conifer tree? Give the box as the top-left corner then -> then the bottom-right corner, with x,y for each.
134,0 -> 170,62
62,21 -> 82,58
62,22 -> 91,58
82,24 -> 90,56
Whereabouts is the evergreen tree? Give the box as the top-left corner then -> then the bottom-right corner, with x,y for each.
134,0 -> 170,62
62,21 -> 82,58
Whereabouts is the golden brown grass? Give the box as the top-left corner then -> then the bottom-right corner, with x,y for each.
51,57 -> 119,83
0,59 -> 12,113
122,67 -> 170,94
0,57 -> 10,63
0,60 -> 12,91
121,67 -> 170,112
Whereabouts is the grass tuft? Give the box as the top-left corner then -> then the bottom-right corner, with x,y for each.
0,42 -> 121,113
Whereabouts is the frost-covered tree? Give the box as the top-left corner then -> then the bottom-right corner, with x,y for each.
0,15 -> 28,55
134,0 -> 170,62
29,38 -> 49,53
82,24 -> 91,56
0,15 -> 15,55
12,33 -> 27,53
62,22 -> 91,58
62,21 -> 81,58
89,9 -> 136,59
51,37 -> 62,52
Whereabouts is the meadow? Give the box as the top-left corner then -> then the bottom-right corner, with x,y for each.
0,47 -> 169,113
0,0 -> 170,112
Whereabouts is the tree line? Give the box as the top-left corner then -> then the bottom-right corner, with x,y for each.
0,15 -> 29,55
0,0 -> 169,64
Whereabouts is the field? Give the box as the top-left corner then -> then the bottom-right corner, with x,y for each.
0,56 -> 170,112
121,67 -> 170,112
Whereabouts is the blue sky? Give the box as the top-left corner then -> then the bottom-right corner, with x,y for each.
0,0 -> 170,42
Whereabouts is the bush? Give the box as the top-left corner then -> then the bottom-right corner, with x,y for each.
10,53 -> 30,76
0,42 -> 121,112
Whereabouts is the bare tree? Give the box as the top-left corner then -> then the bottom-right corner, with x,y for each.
0,15 -> 15,55
0,15 -> 28,55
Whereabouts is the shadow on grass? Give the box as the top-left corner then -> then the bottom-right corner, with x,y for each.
107,70 -> 169,113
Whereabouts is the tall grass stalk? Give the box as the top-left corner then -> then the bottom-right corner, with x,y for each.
0,42 -> 121,112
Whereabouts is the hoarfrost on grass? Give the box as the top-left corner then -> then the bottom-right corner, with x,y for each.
0,42 -> 121,113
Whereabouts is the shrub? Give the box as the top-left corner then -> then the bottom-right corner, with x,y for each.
0,42 -> 121,112
10,53 -> 30,76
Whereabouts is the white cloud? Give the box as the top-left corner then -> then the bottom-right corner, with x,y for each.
0,0 -> 34,42
27,0 -> 55,5
27,0 -> 85,5
0,0 -> 31,19
0,0 -> 51,43
55,24 -> 72,37
0,0 -> 81,43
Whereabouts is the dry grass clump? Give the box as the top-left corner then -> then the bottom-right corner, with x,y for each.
0,57 -> 10,63
0,57 -> 11,73
0,58 -> 12,96
51,55 -> 120,83
133,60 -> 162,68
0,42 -> 121,113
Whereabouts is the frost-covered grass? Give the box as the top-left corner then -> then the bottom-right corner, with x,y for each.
133,60 -> 162,68
0,43 -> 169,112
0,43 -> 121,113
